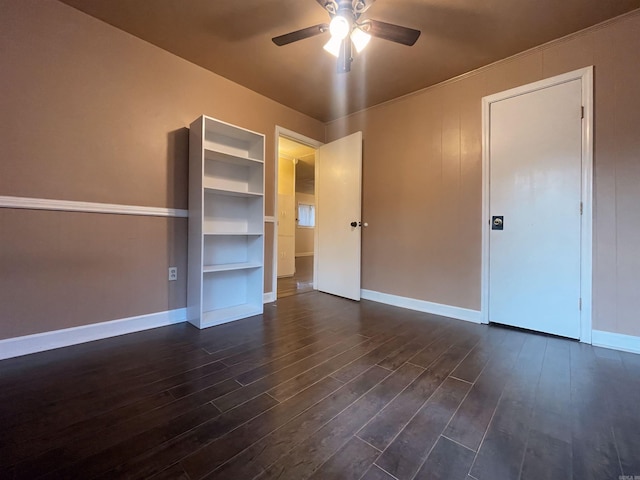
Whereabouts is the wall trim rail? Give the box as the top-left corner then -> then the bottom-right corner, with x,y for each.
0,195 -> 188,218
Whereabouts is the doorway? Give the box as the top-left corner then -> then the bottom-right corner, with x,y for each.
276,135 -> 317,298
273,127 -> 364,302
481,66 -> 593,341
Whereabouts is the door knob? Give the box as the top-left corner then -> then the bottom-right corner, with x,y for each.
492,216 -> 504,230
350,221 -> 358,227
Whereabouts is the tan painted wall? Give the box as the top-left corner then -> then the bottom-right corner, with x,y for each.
0,0 -> 324,339
295,193 -> 315,256
326,12 -> 640,337
0,209 -> 187,339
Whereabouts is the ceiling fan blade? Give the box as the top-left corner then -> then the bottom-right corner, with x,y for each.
353,0 -> 377,15
272,24 -> 329,46
315,0 -> 337,14
364,19 -> 421,46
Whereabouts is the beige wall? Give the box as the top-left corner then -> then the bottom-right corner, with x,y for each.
0,209 -> 187,339
327,11 -> 640,337
295,193 -> 315,256
0,0 -> 324,339
2,1 -> 637,341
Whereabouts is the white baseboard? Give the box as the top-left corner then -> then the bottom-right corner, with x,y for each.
0,308 -> 187,361
361,289 -> 482,324
263,292 -> 276,303
592,330 -> 640,355
295,252 -> 314,257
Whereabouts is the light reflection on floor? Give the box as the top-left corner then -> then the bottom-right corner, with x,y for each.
277,256 -> 314,298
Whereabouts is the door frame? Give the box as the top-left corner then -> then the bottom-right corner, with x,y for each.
480,66 -> 594,343
273,126 -> 323,300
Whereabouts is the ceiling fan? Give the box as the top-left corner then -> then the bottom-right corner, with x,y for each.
272,0 -> 421,73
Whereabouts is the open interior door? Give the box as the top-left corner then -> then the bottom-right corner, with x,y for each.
316,132 -> 363,301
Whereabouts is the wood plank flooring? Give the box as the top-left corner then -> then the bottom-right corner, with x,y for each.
277,255 -> 314,298
1,291 -> 639,480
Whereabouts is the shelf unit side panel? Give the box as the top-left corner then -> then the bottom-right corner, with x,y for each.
257,134 -> 265,302
248,235 -> 264,266
246,267 -> 265,310
248,140 -> 265,162
188,117 -> 205,326
248,163 -> 264,194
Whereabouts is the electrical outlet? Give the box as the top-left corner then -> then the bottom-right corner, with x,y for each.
168,267 -> 177,281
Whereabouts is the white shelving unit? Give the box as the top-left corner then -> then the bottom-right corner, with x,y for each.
188,115 -> 265,328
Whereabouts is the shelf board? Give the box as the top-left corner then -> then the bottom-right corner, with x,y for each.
203,185 -> 263,198
203,117 -> 264,144
203,231 -> 263,236
203,262 -> 262,273
201,304 -> 263,327
204,148 -> 263,167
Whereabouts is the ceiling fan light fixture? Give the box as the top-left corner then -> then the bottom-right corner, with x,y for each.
272,0 -> 422,73
351,27 -> 371,53
329,15 -> 350,40
323,35 -> 342,57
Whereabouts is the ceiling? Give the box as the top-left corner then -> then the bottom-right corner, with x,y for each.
60,0 -> 640,122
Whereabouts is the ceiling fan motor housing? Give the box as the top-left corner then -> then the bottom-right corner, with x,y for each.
324,1 -> 364,20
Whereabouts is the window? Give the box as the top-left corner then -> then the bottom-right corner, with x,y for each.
297,203 -> 315,228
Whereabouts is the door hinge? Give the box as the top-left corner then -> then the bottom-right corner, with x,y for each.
580,202 -> 583,215
579,298 -> 582,310
581,106 -> 584,119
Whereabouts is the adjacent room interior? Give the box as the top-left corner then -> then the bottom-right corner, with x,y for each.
1,1 -> 640,479
276,136 -> 317,299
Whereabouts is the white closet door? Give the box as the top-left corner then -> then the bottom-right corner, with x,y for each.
489,79 -> 582,339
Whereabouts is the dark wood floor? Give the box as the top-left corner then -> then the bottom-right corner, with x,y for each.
1,292 -> 639,480
277,256 -> 314,298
